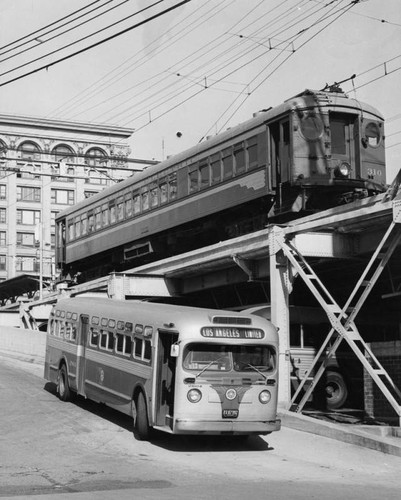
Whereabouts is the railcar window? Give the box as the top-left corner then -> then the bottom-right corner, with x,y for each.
160,182 -> 168,203
222,148 -> 233,180
75,217 -> 81,238
133,192 -> 141,213
81,215 -> 87,235
68,223 -> 74,241
364,122 -> 381,147
169,174 -> 177,200
95,209 -> 101,229
109,203 -> 116,224
142,191 -> 149,211
117,198 -> 124,220
102,205 -> 108,226
234,143 -> 246,174
150,187 -> 158,207
125,195 -> 133,217
199,161 -> 209,188
188,169 -> 198,193
211,153 -> 221,184
300,115 -> 324,141
88,213 -> 94,233
247,136 -> 258,169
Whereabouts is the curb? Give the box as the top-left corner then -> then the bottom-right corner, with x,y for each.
280,410 -> 401,457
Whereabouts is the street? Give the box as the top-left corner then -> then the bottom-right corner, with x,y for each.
0,354 -> 400,500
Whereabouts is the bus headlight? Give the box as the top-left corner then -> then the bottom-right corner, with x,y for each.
334,162 -> 351,178
259,390 -> 271,404
225,388 -> 237,401
187,388 -> 202,403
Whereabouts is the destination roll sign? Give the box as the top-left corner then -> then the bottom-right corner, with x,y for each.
201,327 -> 265,339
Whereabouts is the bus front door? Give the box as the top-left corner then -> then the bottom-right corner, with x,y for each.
154,330 -> 178,430
77,314 -> 89,396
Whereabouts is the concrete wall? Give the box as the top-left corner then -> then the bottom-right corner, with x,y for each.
0,326 -> 46,364
364,341 -> 401,424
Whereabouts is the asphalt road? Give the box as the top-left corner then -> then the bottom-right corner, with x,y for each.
1,354 -> 400,500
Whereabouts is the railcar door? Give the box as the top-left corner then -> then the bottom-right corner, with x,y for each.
329,112 -> 355,170
154,330 -> 179,429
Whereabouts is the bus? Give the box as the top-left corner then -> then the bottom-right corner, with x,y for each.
44,297 -> 281,439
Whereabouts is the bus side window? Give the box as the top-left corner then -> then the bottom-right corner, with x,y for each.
144,340 -> 151,361
133,338 -> 151,362
71,325 -> 77,342
89,328 -> 99,347
100,330 -> 114,351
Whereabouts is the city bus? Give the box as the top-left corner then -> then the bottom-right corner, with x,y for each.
44,297 -> 281,439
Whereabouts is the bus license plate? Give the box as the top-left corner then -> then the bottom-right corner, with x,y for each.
222,409 -> 238,419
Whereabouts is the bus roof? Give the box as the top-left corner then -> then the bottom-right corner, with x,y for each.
53,297 -> 276,334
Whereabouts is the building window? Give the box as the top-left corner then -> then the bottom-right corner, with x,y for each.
16,256 -> 39,273
18,141 -> 41,161
0,185 -> 6,200
0,232 -> 6,246
17,186 -> 41,202
84,190 -> 99,198
17,232 -> 35,247
51,189 -> 75,205
19,164 -> 41,180
16,209 -> 41,225
0,208 -> 6,224
51,211 -> 58,228
85,147 -> 107,168
52,144 -> 76,163
0,255 -> 6,271
86,169 -> 108,185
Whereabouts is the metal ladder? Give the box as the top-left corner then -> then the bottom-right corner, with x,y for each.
280,221 -> 401,423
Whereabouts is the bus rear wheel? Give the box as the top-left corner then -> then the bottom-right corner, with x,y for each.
58,365 -> 71,402
134,392 -> 151,441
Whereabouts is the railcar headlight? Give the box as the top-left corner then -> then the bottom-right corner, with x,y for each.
334,162 -> 351,178
187,388 -> 202,403
259,390 -> 271,404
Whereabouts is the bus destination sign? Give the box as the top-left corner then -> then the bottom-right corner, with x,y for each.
201,327 -> 265,339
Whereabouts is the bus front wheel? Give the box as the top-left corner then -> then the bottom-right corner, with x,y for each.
134,392 -> 151,441
58,365 -> 71,402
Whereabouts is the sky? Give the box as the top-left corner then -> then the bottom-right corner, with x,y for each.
0,0 -> 400,182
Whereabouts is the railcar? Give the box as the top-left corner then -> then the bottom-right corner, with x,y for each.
56,87 -> 386,282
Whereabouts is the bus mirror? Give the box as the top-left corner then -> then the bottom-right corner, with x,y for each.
170,344 -> 180,357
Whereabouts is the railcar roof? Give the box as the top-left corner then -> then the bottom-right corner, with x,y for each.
56,88 -> 383,220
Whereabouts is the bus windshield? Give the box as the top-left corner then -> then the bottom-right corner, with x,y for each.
183,343 -> 276,374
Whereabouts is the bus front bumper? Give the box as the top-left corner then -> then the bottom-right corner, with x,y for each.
173,419 -> 281,435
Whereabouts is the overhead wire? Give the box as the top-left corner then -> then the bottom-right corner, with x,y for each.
118,0 -> 352,132
95,0 -> 317,124
0,0 -> 193,89
117,0 -> 348,129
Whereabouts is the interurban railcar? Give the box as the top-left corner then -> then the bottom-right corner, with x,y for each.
55,88 -> 386,281
44,297 -> 281,439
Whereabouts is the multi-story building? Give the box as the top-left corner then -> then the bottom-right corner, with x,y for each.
0,114 -> 152,287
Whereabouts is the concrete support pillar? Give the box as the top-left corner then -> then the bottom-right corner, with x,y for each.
269,227 -> 292,409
